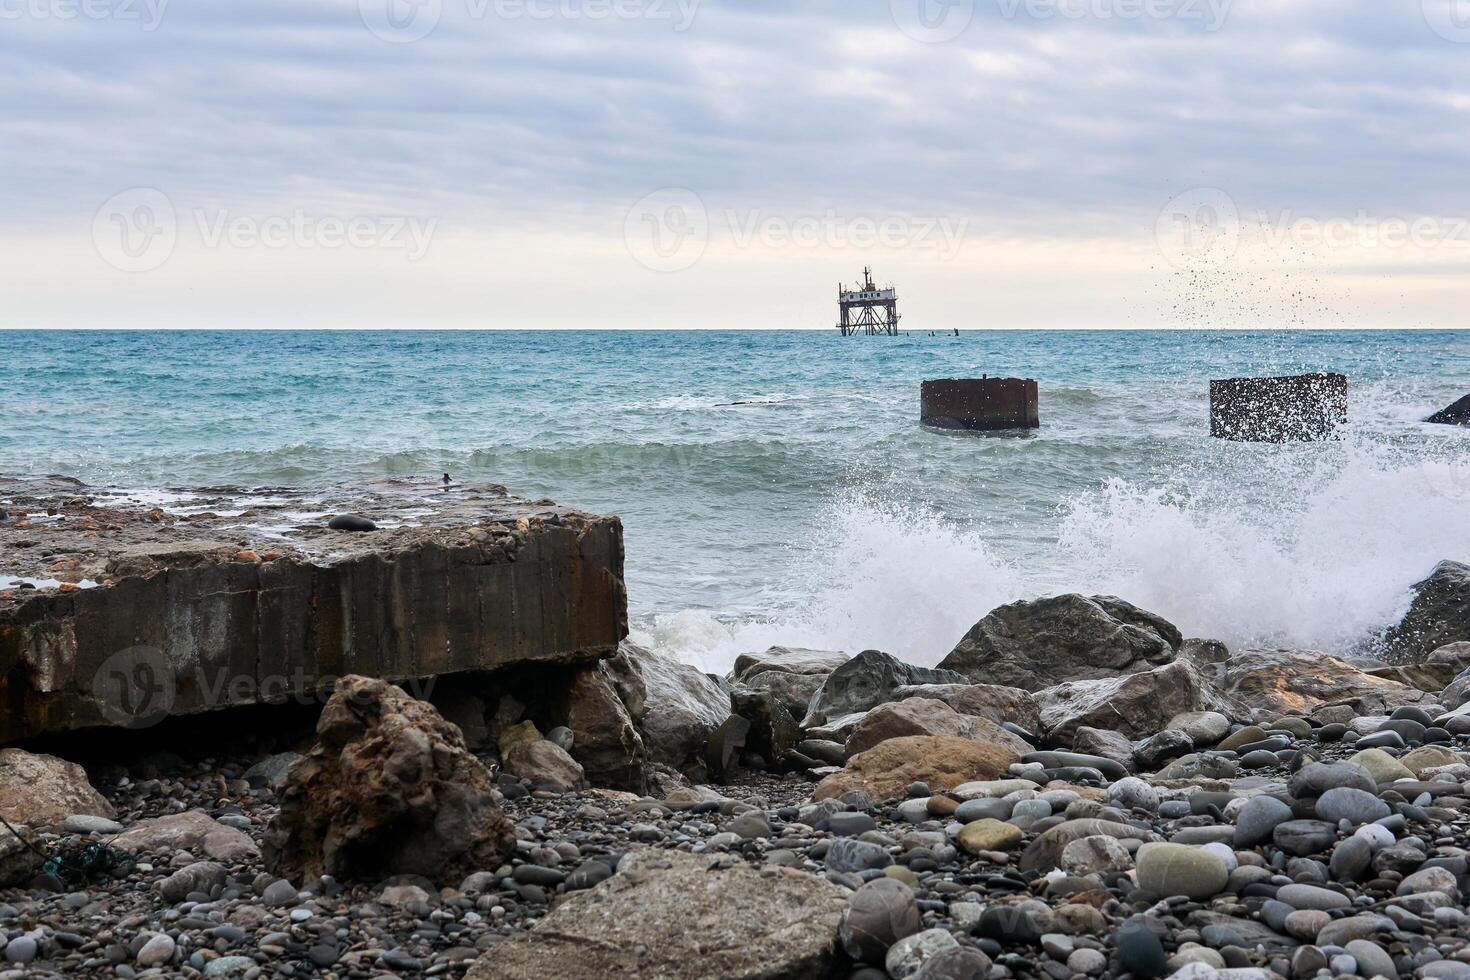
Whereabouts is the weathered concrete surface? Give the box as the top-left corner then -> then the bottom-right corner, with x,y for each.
0,477 -> 625,743
921,377 -> 1039,431
1209,373 -> 1348,442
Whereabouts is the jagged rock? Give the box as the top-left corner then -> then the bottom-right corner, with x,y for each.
891,683 -> 1042,732
1221,649 -> 1433,720
560,661 -> 647,792
1168,711 -> 1232,747
0,749 -> 115,827
262,675 -> 515,887
742,670 -> 826,721
1037,660 -> 1235,741
810,735 -> 1019,803
466,850 -> 849,980
733,646 -> 850,682
938,594 -> 1181,692
802,651 -> 965,727
243,753 -> 303,791
1426,393 -> 1470,425
0,823 -> 40,888
843,699 -> 1030,757
1132,729 -> 1195,770
1070,727 -> 1135,771
113,810 -> 259,863
730,689 -> 800,767
705,715 -> 752,782
502,740 -> 587,792
614,643 -> 730,772
1364,662 -> 1458,693
1382,561 -> 1470,664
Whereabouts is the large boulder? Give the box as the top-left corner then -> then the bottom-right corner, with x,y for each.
733,646 -> 850,681
610,643 -> 729,774
1381,561 -> 1470,663
502,740 -> 587,792
1037,659 -> 1235,741
742,670 -> 827,721
1220,649 -> 1434,721
810,735 -> 1019,802
844,699 -> 1030,756
938,595 -> 1182,691
559,660 -> 647,792
466,850 -> 849,980
262,675 -> 515,887
0,748 -> 115,827
890,683 -> 1042,732
802,651 -> 965,727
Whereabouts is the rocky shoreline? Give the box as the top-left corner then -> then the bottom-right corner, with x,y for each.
4,521 -> 1470,977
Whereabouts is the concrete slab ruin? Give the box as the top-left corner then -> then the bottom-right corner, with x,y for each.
0,477 -> 626,744
1209,372 -> 1348,442
921,377 -> 1039,431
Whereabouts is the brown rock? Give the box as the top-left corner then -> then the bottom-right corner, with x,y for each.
1038,660 -> 1236,741
261,675 -> 515,887
1069,727 -> 1135,770
560,661 -> 647,792
891,683 -> 1042,732
502,740 -> 587,792
113,810 -> 259,864
810,736 -> 1019,803
0,748 -> 115,827
466,850 -> 848,980
1221,649 -> 1432,721
844,699 -> 979,756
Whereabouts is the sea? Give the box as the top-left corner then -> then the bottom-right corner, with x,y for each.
4,329 -> 1469,673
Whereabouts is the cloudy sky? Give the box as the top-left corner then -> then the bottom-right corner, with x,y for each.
3,0 -> 1469,328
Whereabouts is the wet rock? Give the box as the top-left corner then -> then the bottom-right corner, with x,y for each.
939,594 -> 1181,691
262,675 -> 515,887
0,748 -> 115,826
327,514 -> 376,532
743,669 -> 826,721
733,645 -> 850,681
466,850 -> 848,980
811,735 -> 1019,803
560,659 -> 648,791
803,651 -> 965,727
1381,560 -> 1470,664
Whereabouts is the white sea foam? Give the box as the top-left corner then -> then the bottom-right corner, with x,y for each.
640,435 -> 1470,674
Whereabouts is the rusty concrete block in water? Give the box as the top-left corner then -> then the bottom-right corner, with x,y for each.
920,377 -> 1039,431
0,478 -> 627,744
1209,372 -> 1348,442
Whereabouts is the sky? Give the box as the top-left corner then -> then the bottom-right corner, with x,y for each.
3,0 -> 1470,329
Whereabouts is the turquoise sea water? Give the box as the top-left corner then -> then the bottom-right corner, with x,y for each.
4,329 -> 1469,670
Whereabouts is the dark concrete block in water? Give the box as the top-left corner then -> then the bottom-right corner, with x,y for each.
1209,373 -> 1347,442
0,477 -> 626,744
1426,393 -> 1470,426
921,377 -> 1039,431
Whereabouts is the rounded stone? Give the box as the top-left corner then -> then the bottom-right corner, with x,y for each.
1234,795 -> 1294,848
1068,948 -> 1108,976
886,928 -> 959,980
1117,921 -> 1168,979
1347,748 -> 1414,785
841,878 -> 921,964
827,837 -> 893,873
4,937 -> 37,965
1060,835 -> 1134,876
1329,836 -> 1373,882
137,933 -> 176,968
1344,939 -> 1398,979
913,946 -> 992,979
1314,787 -> 1391,826
956,818 -> 1023,854
1135,843 -> 1229,900
954,798 -> 1012,823
1272,820 -> 1337,857
1288,761 -> 1377,799
1284,909 -> 1330,941
1108,777 -> 1159,812
1277,883 -> 1353,911
327,514 -> 377,532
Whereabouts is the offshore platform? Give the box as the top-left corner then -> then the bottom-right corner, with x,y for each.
836,267 -> 900,336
